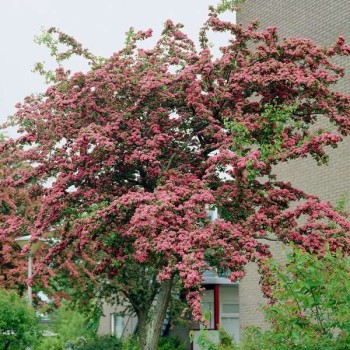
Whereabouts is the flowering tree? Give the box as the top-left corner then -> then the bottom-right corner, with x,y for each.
1,4 -> 350,349
0,135 -> 42,293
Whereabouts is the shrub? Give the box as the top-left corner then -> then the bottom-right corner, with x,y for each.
76,335 -> 123,350
195,327 -> 238,350
0,289 -> 40,350
36,303 -> 94,350
242,247 -> 350,350
158,336 -> 186,350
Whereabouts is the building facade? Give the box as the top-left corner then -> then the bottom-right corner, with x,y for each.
237,0 -> 350,332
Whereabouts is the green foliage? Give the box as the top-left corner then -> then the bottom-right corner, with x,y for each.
225,104 -> 297,162
36,303 -> 95,350
37,334 -> 123,350
63,336 -> 88,350
121,336 -> 140,350
35,335 -> 62,350
216,0 -> 246,13
158,336 -> 186,350
0,289 -> 40,350
335,193 -> 349,214
238,327 -> 264,350
85,335 -> 122,349
33,27 -> 104,84
65,335 -> 122,350
45,269 -> 103,328
57,335 -> 185,350
195,311 -> 238,350
196,326 -> 238,350
242,247 -> 350,350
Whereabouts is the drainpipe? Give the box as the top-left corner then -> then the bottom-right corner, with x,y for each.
214,284 -> 220,330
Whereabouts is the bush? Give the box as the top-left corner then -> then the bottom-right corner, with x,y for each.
36,302 -> 95,350
158,336 -> 186,350
195,327 -> 238,350
241,247 -> 350,350
76,335 -> 123,350
0,289 -> 40,350
61,335 -> 185,350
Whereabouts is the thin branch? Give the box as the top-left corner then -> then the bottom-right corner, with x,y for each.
309,287 -> 328,335
254,235 -> 279,242
163,132 -> 194,172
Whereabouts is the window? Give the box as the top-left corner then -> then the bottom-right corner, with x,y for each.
202,301 -> 215,329
220,286 -> 240,342
201,289 -> 215,329
110,313 -> 123,337
221,303 -> 239,341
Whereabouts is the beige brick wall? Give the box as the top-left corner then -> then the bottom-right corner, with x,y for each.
97,302 -> 137,337
237,0 -> 350,91
239,241 -> 287,331
238,0 -> 350,333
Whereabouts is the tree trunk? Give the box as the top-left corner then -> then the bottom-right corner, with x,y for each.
137,311 -> 148,350
140,278 -> 173,350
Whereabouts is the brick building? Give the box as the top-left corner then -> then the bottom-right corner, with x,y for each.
237,0 -> 350,333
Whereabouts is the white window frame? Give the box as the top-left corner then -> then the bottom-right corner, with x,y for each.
110,313 -> 124,337
220,302 -> 240,341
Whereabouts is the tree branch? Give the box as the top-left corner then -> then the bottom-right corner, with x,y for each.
254,235 -> 279,242
163,132 -> 194,172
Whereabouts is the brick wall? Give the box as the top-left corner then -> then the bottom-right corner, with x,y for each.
237,0 -> 350,333
237,0 -> 350,91
97,302 -> 137,337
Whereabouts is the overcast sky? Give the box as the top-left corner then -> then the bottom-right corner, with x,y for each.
0,0 -> 235,136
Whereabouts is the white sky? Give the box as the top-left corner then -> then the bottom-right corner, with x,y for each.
0,0 -> 235,137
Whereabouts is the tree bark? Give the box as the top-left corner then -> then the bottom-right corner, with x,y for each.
141,278 -> 173,350
137,310 -> 148,350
